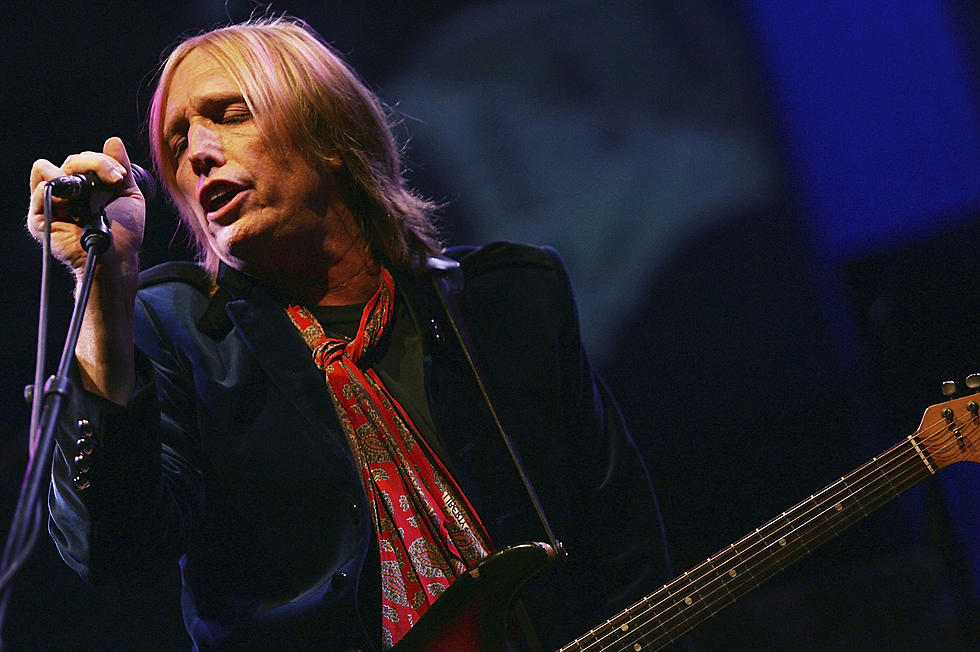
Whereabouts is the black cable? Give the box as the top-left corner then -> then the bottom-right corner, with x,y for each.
0,186 -> 55,647
0,184 -> 109,648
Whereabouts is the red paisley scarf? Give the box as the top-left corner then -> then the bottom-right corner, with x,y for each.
284,269 -> 493,648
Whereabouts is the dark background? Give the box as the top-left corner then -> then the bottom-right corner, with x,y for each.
2,1 -> 980,650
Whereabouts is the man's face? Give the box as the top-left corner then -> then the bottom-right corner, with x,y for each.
162,48 -> 347,279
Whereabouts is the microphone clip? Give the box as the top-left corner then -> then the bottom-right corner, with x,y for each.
78,211 -> 111,254
44,175 -> 113,254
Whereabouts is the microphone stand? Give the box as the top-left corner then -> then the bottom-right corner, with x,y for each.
0,191 -> 111,648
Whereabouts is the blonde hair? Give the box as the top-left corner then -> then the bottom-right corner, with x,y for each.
149,16 -> 441,274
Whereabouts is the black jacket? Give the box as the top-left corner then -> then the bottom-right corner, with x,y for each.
49,242 -> 669,651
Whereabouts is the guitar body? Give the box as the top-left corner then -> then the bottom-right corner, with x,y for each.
392,541 -> 556,652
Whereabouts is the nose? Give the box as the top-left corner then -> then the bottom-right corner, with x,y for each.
186,119 -> 224,177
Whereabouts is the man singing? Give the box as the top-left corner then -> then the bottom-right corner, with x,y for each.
27,16 -> 669,651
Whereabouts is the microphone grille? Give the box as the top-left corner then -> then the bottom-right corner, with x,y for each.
131,164 -> 158,201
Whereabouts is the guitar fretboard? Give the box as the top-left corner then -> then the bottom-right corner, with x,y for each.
559,435 -> 935,652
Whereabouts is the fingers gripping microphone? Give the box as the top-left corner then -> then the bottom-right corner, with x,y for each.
47,164 -> 158,201
44,165 -> 157,253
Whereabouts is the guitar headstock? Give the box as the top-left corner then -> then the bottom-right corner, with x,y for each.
916,379 -> 980,469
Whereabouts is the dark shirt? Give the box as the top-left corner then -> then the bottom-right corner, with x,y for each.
311,293 -> 448,472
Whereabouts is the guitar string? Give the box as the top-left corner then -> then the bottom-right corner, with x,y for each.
582,415 -> 963,652
622,415 -> 968,652
562,408 -> 974,652
616,414 -> 970,652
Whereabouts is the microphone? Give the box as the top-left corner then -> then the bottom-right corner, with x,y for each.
44,164 -> 158,253
47,164 -> 158,202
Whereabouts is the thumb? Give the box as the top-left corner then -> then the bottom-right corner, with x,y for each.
103,136 -> 132,171
102,136 -> 143,195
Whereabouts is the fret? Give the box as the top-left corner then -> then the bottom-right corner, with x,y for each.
780,510 -> 812,555
603,612 -> 635,650
565,598 -> 658,652
870,455 -> 901,498
746,525 -> 797,588
678,568 -> 715,618
634,602 -> 678,652
622,605 -> 656,651
662,578 -> 693,614
564,620 -> 602,651
807,492 -> 842,538
727,542 -> 761,588
593,585 -> 670,652
653,579 -> 708,650
839,476 -> 870,517
800,485 -> 852,551
705,553 -> 738,603
640,589 -> 673,648
643,584 -> 684,648
562,639 -> 585,652
849,447 -> 913,517
622,597 -> 657,652
692,555 -> 739,614
750,525 -> 788,577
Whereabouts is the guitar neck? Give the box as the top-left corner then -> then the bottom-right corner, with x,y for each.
559,434 -> 937,652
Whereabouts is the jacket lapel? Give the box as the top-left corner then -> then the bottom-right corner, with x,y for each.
212,263 -> 348,451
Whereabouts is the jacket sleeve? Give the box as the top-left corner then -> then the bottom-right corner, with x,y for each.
48,283 -> 205,585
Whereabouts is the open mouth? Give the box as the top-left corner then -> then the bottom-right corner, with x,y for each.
200,181 -> 247,215
207,188 -> 240,212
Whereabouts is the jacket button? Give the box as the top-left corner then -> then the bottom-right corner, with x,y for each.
76,438 -> 95,456
72,454 -> 91,475
350,503 -> 360,522
77,419 -> 94,436
333,571 -> 348,586
72,475 -> 91,491
429,318 -> 442,343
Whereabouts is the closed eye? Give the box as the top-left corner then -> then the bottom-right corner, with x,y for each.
218,103 -> 251,124
170,135 -> 187,158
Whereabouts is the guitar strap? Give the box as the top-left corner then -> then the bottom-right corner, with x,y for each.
425,255 -> 564,558
426,255 -> 555,652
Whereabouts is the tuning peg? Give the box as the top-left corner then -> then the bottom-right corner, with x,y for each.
966,374 -> 980,391
942,380 -> 957,398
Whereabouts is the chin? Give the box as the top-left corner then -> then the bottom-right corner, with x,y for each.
203,234 -> 249,276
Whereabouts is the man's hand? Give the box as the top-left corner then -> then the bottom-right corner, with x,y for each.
26,136 -> 148,405
27,136 -> 146,280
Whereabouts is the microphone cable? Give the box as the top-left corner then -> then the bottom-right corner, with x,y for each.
0,180 -> 106,647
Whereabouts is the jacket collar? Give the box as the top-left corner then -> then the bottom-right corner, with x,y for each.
196,262 -> 344,450
195,262 -> 252,338
193,257 -> 463,442
199,256 -> 463,337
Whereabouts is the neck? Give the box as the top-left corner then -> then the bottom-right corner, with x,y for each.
228,239 -> 382,307
307,202 -> 384,305
274,249 -> 381,306
232,204 -> 384,306
312,262 -> 382,306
